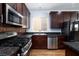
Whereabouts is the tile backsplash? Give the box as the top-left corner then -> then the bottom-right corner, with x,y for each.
0,24 -> 26,32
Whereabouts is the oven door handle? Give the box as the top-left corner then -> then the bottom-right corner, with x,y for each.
21,43 -> 32,56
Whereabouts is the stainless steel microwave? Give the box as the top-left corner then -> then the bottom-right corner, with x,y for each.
2,4 -> 23,26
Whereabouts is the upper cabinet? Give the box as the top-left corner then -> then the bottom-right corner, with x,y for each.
0,3 -> 30,29
16,3 -> 23,15
0,3 -> 30,28
50,11 -> 64,28
22,4 -> 30,28
70,12 -> 78,22
62,12 -> 78,22
77,12 -> 79,21
7,3 -> 17,10
62,12 -> 71,22
50,11 -> 78,29
0,4 -> 2,23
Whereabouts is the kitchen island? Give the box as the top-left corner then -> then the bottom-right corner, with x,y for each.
64,42 -> 79,56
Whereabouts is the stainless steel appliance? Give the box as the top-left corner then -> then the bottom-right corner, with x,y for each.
62,21 -> 73,42
0,32 -> 32,56
62,21 -> 70,36
21,39 -> 32,56
2,4 -> 23,26
70,21 -> 79,42
70,22 -> 74,32
47,36 -> 58,49
73,21 -> 79,31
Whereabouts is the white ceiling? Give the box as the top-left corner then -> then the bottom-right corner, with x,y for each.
26,3 -> 58,11
26,3 -> 79,12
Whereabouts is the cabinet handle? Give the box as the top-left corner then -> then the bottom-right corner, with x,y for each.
1,14 -> 3,23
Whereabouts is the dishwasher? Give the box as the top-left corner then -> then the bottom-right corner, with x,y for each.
47,36 -> 58,49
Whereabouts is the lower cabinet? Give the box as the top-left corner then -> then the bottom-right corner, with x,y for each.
58,36 -> 65,49
32,35 -> 47,49
65,45 -> 79,56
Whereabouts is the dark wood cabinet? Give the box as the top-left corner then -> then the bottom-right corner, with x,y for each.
7,3 -> 30,28
50,11 -> 78,29
50,12 -> 58,28
50,11 -> 64,28
71,12 -> 78,22
32,35 -> 47,49
0,3 -> 2,23
62,12 -> 71,22
65,45 -> 79,56
22,4 -> 27,28
0,3 -> 30,32
77,12 -> 79,20
58,36 -> 65,49
22,4 -> 30,28
16,3 -> 23,15
62,12 -> 78,22
7,3 -> 17,10
26,9 -> 30,29
57,12 -> 64,28
8,3 -> 23,15
0,4 -> 2,15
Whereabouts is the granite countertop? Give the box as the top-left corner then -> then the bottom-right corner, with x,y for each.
64,42 -> 79,52
26,32 -> 62,34
0,47 -> 19,56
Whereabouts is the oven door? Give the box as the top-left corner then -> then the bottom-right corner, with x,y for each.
21,40 -> 32,56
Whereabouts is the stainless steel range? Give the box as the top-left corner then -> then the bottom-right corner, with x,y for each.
15,36 -> 32,56
0,32 -> 32,56
21,39 -> 32,56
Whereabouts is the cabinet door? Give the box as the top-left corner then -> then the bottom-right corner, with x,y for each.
16,3 -> 23,15
7,3 -> 17,10
54,13 -> 59,28
50,12 -> 64,28
55,13 -> 64,28
0,3 -> 2,23
58,13 -> 64,28
50,12 -> 58,28
22,4 -> 30,28
26,10 -> 30,29
63,12 -> 71,22
65,45 -> 79,56
22,4 -> 27,28
77,12 -> 79,21
71,12 -> 78,22
32,35 -> 47,49
58,36 -> 65,49
32,36 -> 38,48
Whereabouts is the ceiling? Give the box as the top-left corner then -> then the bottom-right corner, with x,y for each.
26,3 -> 79,12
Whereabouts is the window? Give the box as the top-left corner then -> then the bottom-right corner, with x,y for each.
31,16 -> 48,32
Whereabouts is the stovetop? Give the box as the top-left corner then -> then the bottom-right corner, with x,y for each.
0,36 -> 31,47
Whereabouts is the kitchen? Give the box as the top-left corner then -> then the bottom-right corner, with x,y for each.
0,3 -> 79,56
